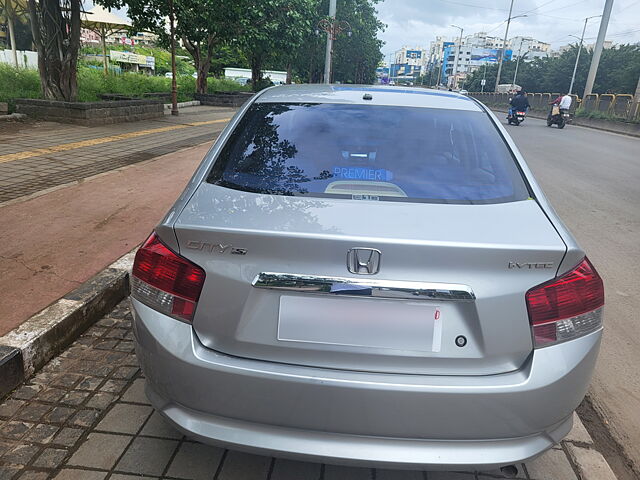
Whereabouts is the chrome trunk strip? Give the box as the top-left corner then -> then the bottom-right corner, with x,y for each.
252,272 -> 475,301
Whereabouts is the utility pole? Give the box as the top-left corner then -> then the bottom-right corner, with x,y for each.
323,0 -> 337,84
512,42 -> 527,89
451,25 -> 463,89
168,0 -> 179,116
6,0 -> 18,67
569,15 -> 601,95
583,0 -> 614,97
481,63 -> 487,92
495,0 -> 515,92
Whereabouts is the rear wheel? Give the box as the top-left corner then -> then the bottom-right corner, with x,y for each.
513,118 -> 520,126
558,118 -> 565,129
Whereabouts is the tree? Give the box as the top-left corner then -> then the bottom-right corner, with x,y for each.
96,0 -> 241,94
237,0 -> 317,88
27,0 -> 82,101
286,0 -> 384,85
464,44 -> 640,96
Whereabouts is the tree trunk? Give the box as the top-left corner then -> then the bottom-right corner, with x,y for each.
251,55 -> 262,89
27,0 -> 81,101
286,63 -> 292,84
196,58 -> 210,94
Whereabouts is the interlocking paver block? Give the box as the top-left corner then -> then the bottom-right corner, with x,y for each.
139,411 -> 182,439
17,471 -> 49,480
166,441 -> 224,480
1,444 -> 40,465
526,448 -> 578,479
324,464 -> 373,480
86,392 -> 116,410
52,428 -> 83,448
95,403 -> 152,434
217,451 -> 272,480
53,469 -> 107,480
1,421 -> 34,440
115,436 -> 179,476
270,459 -> 322,480
0,399 -> 26,418
14,403 -> 51,422
120,378 -> 149,404
67,432 -> 131,470
32,447 -> 68,468
68,409 -> 100,428
24,423 -> 59,444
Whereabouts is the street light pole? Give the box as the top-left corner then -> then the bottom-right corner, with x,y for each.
569,16 -> 600,95
512,42 -> 527,88
451,25 -> 463,89
323,0 -> 337,84
168,0 -> 179,116
495,0 -> 515,91
583,0 -> 614,97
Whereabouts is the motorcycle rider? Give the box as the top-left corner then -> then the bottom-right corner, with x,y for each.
508,90 -> 530,120
549,92 -> 572,119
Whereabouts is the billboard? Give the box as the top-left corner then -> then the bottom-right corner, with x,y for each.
406,50 -> 422,59
469,48 -> 513,66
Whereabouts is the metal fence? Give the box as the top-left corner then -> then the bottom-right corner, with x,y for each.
468,92 -> 640,122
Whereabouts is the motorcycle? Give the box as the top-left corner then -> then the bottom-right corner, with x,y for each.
547,104 -> 570,129
507,108 -> 527,126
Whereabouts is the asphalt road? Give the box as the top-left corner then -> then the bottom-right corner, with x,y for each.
507,117 -> 640,471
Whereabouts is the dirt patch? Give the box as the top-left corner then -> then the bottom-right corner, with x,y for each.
578,395 -> 638,480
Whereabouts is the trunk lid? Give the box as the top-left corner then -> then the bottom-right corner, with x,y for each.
175,183 -> 566,375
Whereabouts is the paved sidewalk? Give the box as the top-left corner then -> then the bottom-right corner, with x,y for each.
0,106 -> 235,204
0,141 -> 211,336
0,300 -> 616,480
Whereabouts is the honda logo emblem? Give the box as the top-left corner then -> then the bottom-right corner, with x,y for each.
347,248 -> 381,275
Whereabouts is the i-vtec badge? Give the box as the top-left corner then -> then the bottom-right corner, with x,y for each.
508,262 -> 554,269
186,240 -> 247,255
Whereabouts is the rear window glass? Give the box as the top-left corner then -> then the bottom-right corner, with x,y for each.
207,103 -> 530,204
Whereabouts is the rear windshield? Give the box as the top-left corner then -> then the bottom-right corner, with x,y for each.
207,103 -> 530,204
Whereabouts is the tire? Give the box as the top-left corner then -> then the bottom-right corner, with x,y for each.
513,118 -> 520,126
547,120 -> 552,127
558,118 -> 565,129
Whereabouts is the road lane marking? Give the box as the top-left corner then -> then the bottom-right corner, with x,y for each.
0,118 -> 231,164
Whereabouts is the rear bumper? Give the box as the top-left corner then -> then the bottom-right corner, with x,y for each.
132,298 -> 601,469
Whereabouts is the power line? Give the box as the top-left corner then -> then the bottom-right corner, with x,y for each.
433,0 -> 508,11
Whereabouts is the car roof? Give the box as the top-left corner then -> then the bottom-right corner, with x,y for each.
255,84 -> 483,112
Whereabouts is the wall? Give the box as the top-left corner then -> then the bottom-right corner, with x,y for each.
15,99 -> 164,126
0,50 -> 38,69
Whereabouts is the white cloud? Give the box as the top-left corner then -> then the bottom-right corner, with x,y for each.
376,0 -> 640,54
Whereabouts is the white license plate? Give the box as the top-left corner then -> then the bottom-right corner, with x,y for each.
278,295 -> 442,352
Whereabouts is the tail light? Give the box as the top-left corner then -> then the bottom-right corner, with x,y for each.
131,232 -> 205,322
526,257 -> 604,348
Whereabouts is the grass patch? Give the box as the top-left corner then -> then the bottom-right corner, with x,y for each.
0,64 -> 250,112
574,108 -> 638,124
0,64 -> 41,112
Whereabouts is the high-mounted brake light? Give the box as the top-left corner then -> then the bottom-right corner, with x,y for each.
131,232 -> 205,322
526,257 -> 604,347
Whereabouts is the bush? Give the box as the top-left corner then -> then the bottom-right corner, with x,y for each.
0,63 -> 250,111
0,64 -> 41,112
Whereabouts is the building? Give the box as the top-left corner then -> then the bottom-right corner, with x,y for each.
444,44 -> 513,88
463,32 -> 504,49
391,46 -> 428,81
508,36 -> 550,55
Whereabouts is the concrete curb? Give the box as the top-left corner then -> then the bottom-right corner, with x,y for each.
0,248 -> 136,399
564,413 -> 619,479
163,100 -> 201,110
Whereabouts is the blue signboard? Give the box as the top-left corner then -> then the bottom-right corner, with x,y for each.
406,50 -> 422,59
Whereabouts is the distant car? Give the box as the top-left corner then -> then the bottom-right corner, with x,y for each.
164,72 -> 173,78
131,84 -> 604,471
458,89 -> 469,95
232,77 -> 250,86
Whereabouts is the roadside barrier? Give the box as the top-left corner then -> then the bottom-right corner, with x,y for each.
468,91 -> 639,122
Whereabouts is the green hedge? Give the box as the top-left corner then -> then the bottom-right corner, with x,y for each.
0,64 -> 249,112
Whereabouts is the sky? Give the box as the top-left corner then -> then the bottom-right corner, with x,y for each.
375,0 -> 640,57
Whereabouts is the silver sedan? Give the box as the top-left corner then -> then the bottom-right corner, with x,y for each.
130,85 -> 604,470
